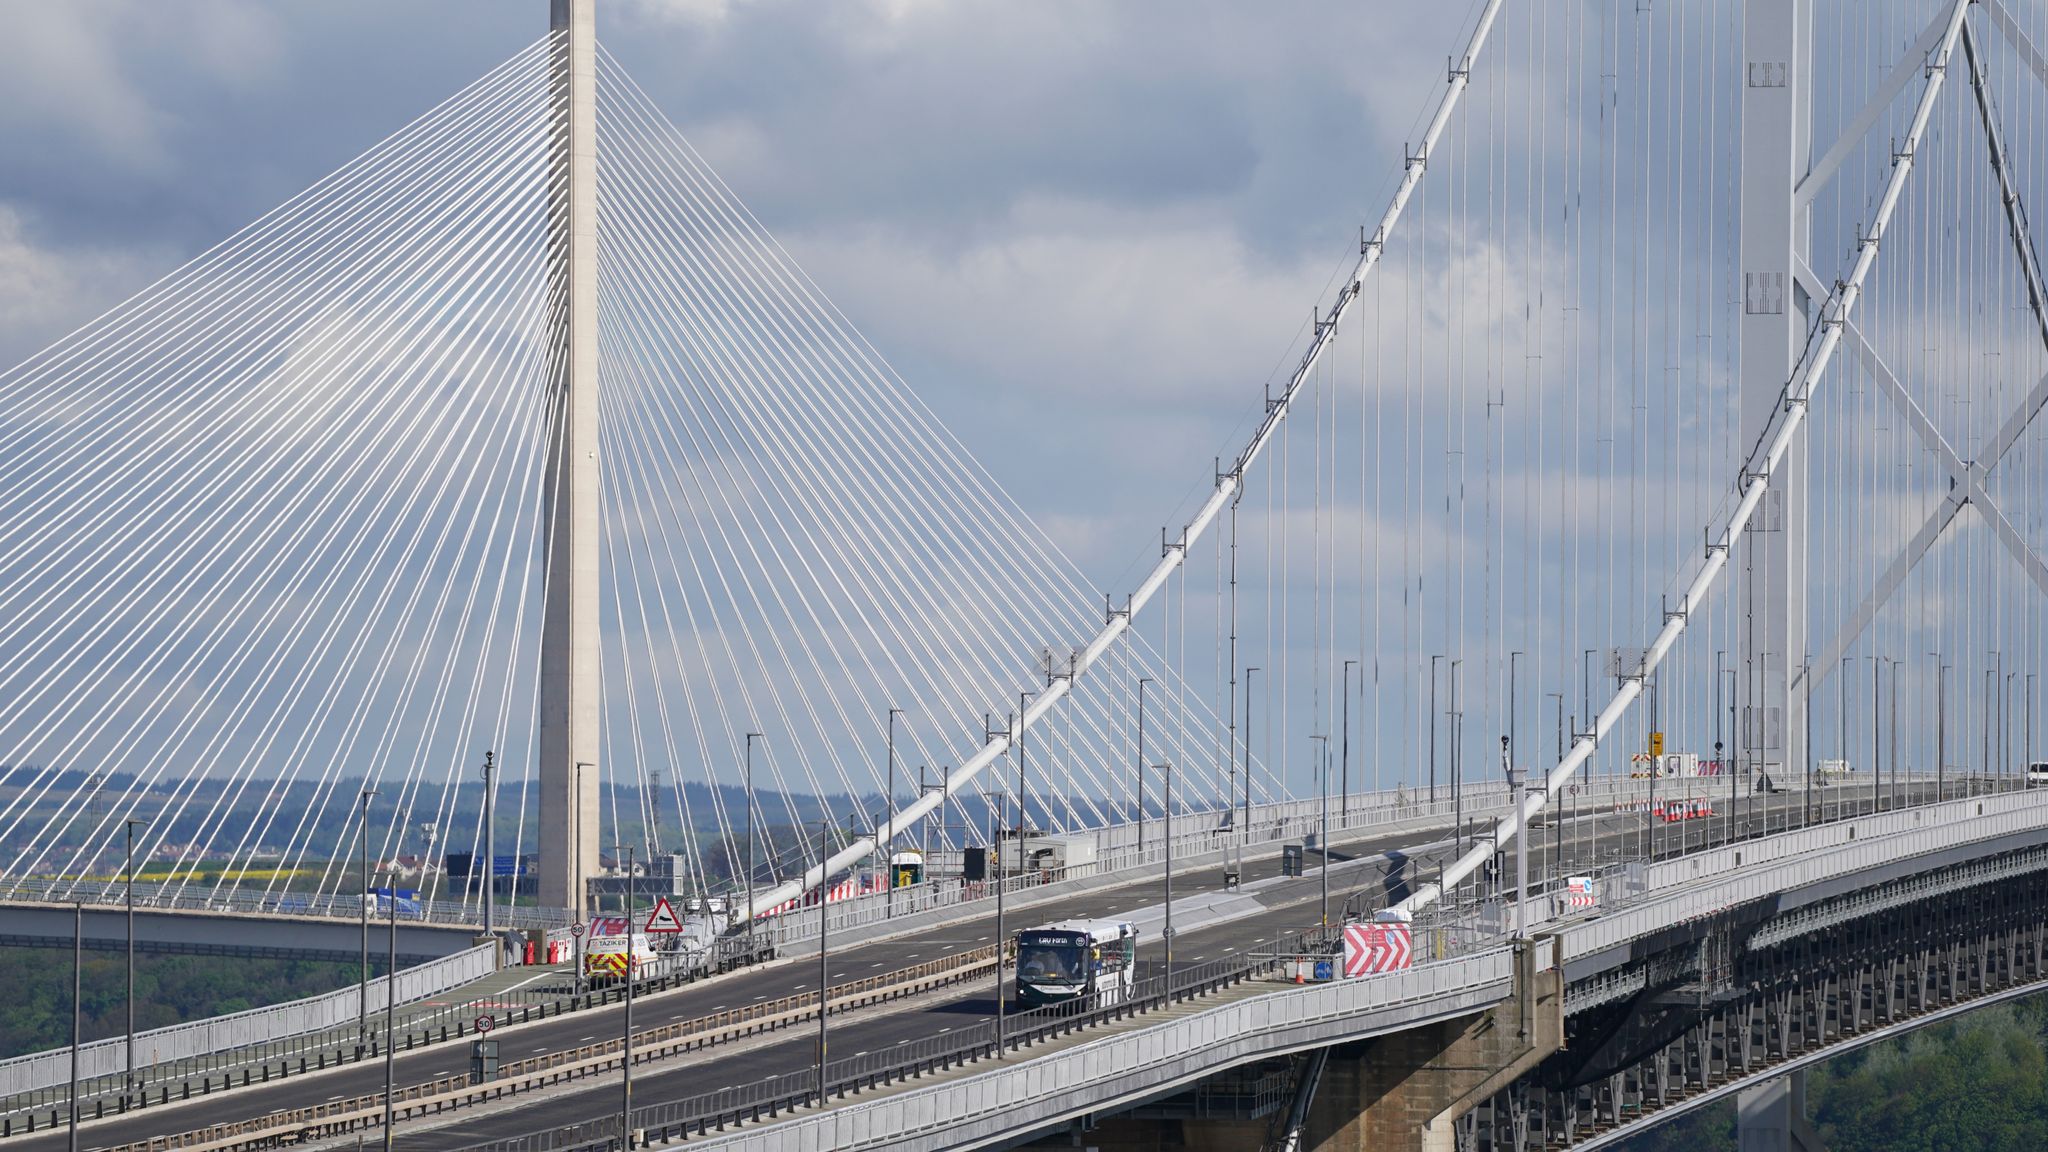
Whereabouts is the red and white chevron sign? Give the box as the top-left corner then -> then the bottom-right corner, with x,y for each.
1342,922 -> 1413,976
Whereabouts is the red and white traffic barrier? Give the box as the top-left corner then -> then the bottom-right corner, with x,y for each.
1343,921 -> 1413,976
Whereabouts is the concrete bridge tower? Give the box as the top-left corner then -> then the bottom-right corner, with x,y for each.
1738,0 -> 1812,790
538,0 -> 601,918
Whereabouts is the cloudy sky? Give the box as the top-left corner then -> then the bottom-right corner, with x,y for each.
6,0 -> 2037,817
0,0 -> 1473,590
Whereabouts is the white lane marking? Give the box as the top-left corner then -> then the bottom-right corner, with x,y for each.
578,1035 -> 595,1041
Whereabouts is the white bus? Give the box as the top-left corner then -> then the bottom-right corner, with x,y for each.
1014,919 -> 1138,1007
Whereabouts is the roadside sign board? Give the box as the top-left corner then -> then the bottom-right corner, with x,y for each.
643,895 -> 685,934
1566,875 -> 1598,908
569,921 -> 585,938
1342,922 -> 1413,976
474,1015 -> 495,1034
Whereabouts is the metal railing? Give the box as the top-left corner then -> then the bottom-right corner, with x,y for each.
447,927 -> 1340,1152
0,876 -> 566,930
755,778 -> 1661,948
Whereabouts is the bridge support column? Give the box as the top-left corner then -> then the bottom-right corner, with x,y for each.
1304,945 -> 1562,1152
1738,1070 -> 1825,1152
537,0 -> 603,920
1738,0 -> 1812,791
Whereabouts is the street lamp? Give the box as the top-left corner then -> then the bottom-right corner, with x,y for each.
480,752 -> 495,938
1429,655 -> 1442,805
382,863 -> 399,1152
982,785 -> 1009,1059
812,822 -> 831,1107
615,844 -> 636,1146
124,816 -> 148,1104
1449,658 -> 1463,851
1243,667 -> 1260,836
1309,736 -> 1330,928
357,787 -> 377,1056
1016,693 -> 1037,875
1342,660 -> 1357,821
744,733 -> 760,962
1160,761 -> 1175,990
885,708 -> 902,919
68,901 -> 80,1152
1934,656 -> 1949,802
1136,678 -> 1154,851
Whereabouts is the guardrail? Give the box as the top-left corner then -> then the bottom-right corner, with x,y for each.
478,942 -> 1519,1152
443,930 -> 1340,1152
0,942 -> 496,1110
86,939 -> 1012,1152
0,877 -> 566,931
757,778 -> 1665,949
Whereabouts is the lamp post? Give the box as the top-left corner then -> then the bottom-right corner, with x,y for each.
1449,658 -> 1463,851
1547,692 -> 1565,872
1429,656 -> 1442,805
68,901 -> 80,1152
1581,649 -> 1597,780
885,708 -> 902,919
480,752 -> 495,938
983,786 -> 1008,1058
357,787 -> 377,1056
1017,692 -> 1037,873
616,844 -> 637,1147
1309,736 -> 1330,928
1242,668 -> 1259,835
1509,650 -> 1523,791
744,733 -> 760,961
1342,660 -> 1357,821
1935,657 -> 1949,802
124,817 -> 147,1104
1136,678 -> 1154,852
382,865 -> 398,1152
1161,761 -> 1174,988
813,822 -> 830,1106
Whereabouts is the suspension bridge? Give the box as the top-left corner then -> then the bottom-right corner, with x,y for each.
2,0 -> 2048,1148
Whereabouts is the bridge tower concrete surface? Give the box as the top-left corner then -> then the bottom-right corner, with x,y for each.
1737,0 -> 1812,792
1739,1071 -> 1826,1152
538,0 -> 603,919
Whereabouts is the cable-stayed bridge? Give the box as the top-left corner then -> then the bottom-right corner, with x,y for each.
3,0 -> 2048,1149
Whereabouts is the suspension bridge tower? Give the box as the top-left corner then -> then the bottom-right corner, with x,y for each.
538,0 -> 602,918
1739,0 -> 1812,787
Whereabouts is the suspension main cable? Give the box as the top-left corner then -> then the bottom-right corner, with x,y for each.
1390,0 -> 1974,919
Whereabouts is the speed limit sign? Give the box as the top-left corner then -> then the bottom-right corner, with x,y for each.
569,922 -> 585,938
474,1015 -> 496,1034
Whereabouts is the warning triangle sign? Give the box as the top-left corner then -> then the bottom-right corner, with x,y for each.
643,895 -> 685,934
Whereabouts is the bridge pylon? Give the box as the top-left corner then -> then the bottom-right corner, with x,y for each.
1738,0 -> 1812,792
537,0 -> 602,919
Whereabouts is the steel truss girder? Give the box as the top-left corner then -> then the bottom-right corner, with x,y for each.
1467,863 -> 2048,1151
